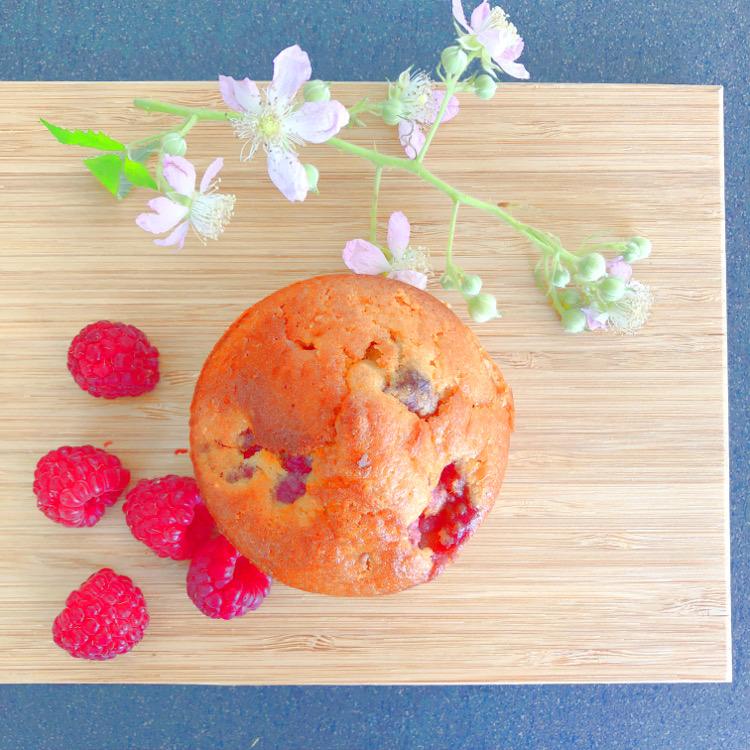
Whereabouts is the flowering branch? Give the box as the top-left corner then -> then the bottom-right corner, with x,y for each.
40,1 -> 653,333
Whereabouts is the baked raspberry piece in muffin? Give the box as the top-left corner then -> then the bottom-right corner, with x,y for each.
190,274 -> 513,596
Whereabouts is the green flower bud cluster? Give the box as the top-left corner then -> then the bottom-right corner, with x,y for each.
441,46 -> 469,77
302,80 -> 331,102
440,268 -> 499,323
474,74 -> 497,100
621,236 -> 652,263
161,132 -> 187,157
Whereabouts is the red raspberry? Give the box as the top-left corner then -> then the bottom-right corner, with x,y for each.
187,535 -> 271,619
123,475 -> 214,560
52,568 -> 149,660
33,445 -> 130,527
67,320 -> 159,399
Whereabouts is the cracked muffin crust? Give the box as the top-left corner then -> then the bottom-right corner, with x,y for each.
189,274 -> 514,596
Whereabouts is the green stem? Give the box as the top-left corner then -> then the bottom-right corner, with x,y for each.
177,114 -> 200,137
370,165 -> 383,244
444,199 -> 463,290
415,76 -> 457,164
133,98 -> 234,121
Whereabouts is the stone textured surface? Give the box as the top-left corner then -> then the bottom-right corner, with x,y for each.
1,0 -> 748,748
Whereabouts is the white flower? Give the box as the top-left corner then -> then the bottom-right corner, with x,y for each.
135,156 -> 235,250
608,281 -> 654,334
390,70 -> 460,159
219,45 -> 349,202
342,211 -> 431,289
452,0 -> 530,79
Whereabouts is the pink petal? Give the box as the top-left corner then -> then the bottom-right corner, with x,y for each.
398,119 -> 426,160
606,256 -> 633,281
218,75 -> 261,115
266,148 -> 309,202
199,157 -> 224,194
153,221 -> 190,251
342,239 -> 392,276
387,270 -> 428,290
433,91 -> 460,123
452,0 -> 470,31
285,101 -> 350,144
470,0 -> 491,30
135,196 -> 189,234
162,155 -> 196,196
387,211 -> 410,259
582,307 -> 609,332
497,59 -> 530,80
268,45 -> 311,103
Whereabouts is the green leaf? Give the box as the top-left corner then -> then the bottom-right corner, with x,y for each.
40,118 -> 125,151
122,157 -> 158,190
83,154 -> 124,197
117,171 -> 133,200
129,141 -> 159,163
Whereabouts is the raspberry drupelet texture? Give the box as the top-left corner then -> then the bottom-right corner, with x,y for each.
52,568 -> 149,660
187,535 -> 271,619
33,445 -> 130,527
123,475 -> 214,560
67,320 -> 159,399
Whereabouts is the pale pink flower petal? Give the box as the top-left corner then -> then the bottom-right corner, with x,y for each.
398,119 -> 427,160
606,256 -> 633,281
162,155 -> 196,196
433,91 -> 460,123
268,45 -> 311,103
582,307 -> 609,332
218,75 -> 261,115
452,0 -> 471,31
153,221 -> 190,251
387,269 -> 428,290
285,101 -> 350,144
342,239 -> 393,275
199,157 -> 224,194
135,196 -> 189,234
266,148 -> 309,202
470,0 -> 491,29
387,211 -> 411,260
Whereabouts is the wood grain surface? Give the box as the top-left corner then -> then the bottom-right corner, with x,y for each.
0,82 -> 728,684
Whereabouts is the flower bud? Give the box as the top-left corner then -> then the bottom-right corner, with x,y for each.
461,274 -> 483,296
577,252 -> 606,282
303,79 -> 331,102
381,98 -> 405,126
560,290 -> 580,308
303,163 -> 319,193
161,132 -> 187,157
474,74 -> 497,100
468,293 -> 500,323
552,266 -> 571,287
623,236 -> 652,261
561,308 -> 587,333
440,272 -> 458,290
599,275 -> 626,302
441,46 -> 468,76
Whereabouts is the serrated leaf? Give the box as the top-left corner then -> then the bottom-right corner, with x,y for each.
40,118 -> 125,151
117,171 -> 133,200
122,157 -> 158,190
83,154 -> 123,197
129,141 -> 159,163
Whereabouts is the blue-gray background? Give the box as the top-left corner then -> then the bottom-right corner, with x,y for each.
1,1 -> 748,748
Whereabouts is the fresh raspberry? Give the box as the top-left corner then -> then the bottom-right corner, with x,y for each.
33,445 -> 130,527
52,568 -> 149,660
187,535 -> 271,619
123,475 -> 214,560
67,320 -> 159,399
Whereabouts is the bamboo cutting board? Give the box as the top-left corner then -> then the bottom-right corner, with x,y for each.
0,82 -> 728,684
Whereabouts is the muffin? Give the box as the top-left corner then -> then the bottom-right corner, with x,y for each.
189,274 -> 514,596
